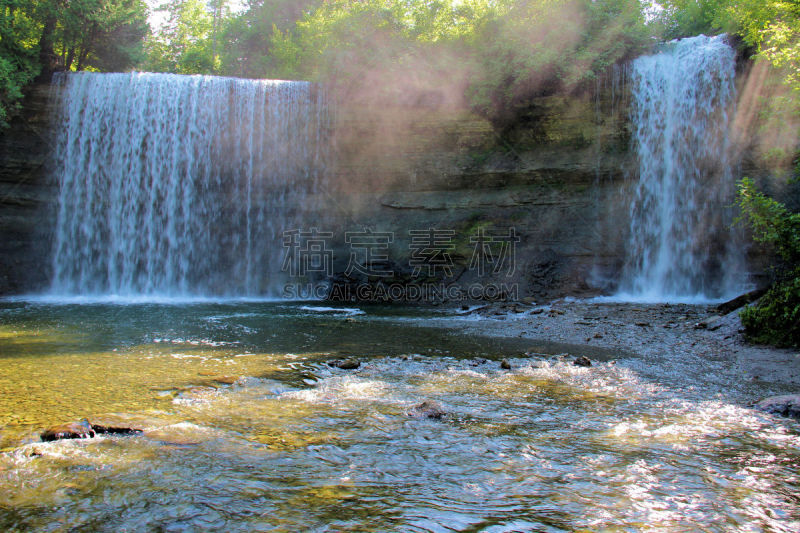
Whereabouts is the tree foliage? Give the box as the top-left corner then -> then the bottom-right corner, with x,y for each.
221,0 -> 650,128
737,178 -> 800,348
0,0 -> 148,127
0,0 -> 40,126
144,0 -> 219,74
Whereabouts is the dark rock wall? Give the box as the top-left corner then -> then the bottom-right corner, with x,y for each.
323,83 -> 633,300
0,85 -> 56,295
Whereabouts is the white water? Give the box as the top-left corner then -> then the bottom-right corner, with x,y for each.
619,35 -> 747,302
50,72 -> 329,298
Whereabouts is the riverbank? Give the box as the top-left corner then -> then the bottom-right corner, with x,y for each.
425,299 -> 800,393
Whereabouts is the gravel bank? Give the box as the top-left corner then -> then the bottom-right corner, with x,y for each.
426,300 -> 800,392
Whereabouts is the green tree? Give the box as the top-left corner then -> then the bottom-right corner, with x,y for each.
467,0 -> 649,130
263,0 -> 649,128
0,0 -> 40,126
56,0 -> 148,71
218,0 -> 321,78
737,178 -> 800,347
145,0 -> 229,74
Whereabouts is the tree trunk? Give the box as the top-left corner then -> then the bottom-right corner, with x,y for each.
76,27 -> 97,71
65,46 -> 75,71
36,16 -> 58,82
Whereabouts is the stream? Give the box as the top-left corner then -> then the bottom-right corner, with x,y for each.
0,301 -> 798,531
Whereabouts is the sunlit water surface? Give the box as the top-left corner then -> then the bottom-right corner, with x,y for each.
0,302 -> 798,531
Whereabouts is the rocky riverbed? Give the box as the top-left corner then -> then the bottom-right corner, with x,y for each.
425,299 -> 800,391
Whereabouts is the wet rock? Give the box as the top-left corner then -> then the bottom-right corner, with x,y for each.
573,356 -> 592,367
634,322 -> 650,327
91,423 -> 144,436
716,288 -> 767,315
210,375 -> 239,385
336,359 -> 361,370
407,400 -> 446,419
754,395 -> 800,419
460,304 -> 470,311
530,308 -> 544,315
144,429 -> 202,446
41,419 -> 95,442
470,357 -> 488,366
694,316 -> 724,331
500,359 -> 512,370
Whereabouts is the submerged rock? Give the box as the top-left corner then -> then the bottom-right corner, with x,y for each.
754,395 -> 800,419
500,359 -> 512,370
89,416 -> 145,436
573,356 -> 592,367
210,375 -> 239,385
407,400 -> 446,419
328,358 -> 361,370
338,359 -> 361,370
41,420 -> 95,442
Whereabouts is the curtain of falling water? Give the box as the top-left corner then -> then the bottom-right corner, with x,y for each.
49,72 -> 329,297
619,34 -> 747,302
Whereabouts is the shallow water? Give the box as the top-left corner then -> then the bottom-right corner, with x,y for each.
0,302 -> 798,531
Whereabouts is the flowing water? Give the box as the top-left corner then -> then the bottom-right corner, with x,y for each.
619,35 -> 747,302
50,72 -> 329,298
1,302 -> 798,531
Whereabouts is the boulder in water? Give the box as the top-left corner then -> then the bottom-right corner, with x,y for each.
573,356 -> 592,367
41,419 -> 95,442
407,400 -> 446,419
41,415 -> 147,442
339,359 -> 361,370
500,359 -> 512,370
754,395 -> 800,419
328,358 -> 360,370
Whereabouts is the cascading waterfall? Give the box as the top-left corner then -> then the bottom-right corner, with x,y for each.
50,72 -> 329,297
618,34 -> 746,302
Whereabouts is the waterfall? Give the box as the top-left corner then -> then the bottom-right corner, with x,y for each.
49,72 -> 329,298
618,34 -> 746,302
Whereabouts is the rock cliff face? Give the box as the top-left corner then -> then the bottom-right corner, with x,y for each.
322,80 -> 633,300
0,85 -> 56,295
0,66 -> 776,300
